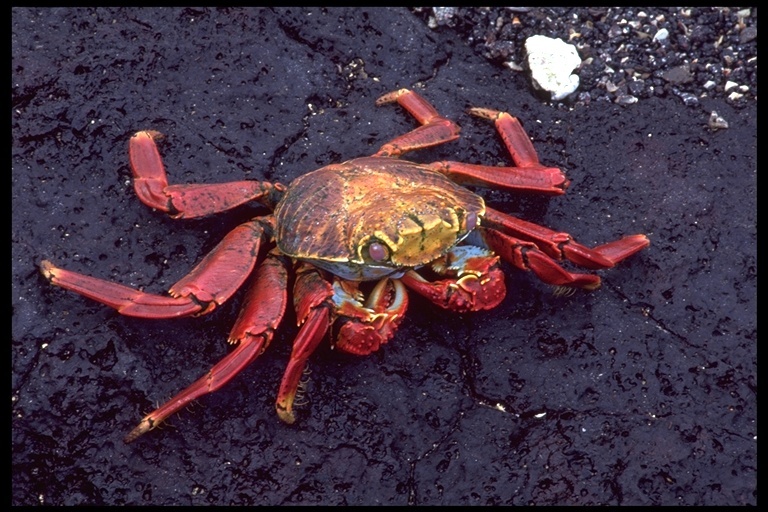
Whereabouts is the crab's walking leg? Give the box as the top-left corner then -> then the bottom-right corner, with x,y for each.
124,250 -> 289,443
427,108 -> 569,195
41,219 -> 269,318
468,108 -> 548,168
275,263 -> 334,424
130,130 -> 284,219
481,207 -> 650,290
373,89 -> 461,157
484,207 -> 650,268
479,227 -> 603,290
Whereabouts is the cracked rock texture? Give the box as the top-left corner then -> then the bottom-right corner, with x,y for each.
13,7 -> 755,505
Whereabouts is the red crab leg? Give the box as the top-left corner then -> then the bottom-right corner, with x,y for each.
426,107 -> 569,195
478,227 -> 604,290
40,219 -> 269,318
400,246 -> 506,312
275,263 -> 334,424
373,89 -> 461,157
124,250 -> 290,443
478,209 -> 650,290
468,108 -> 546,168
130,130 -> 284,219
484,207 -> 650,270
428,161 -> 568,195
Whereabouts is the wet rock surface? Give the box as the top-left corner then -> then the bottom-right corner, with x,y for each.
13,7 -> 755,505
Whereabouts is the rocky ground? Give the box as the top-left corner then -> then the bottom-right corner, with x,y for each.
416,7 -> 757,108
13,7 -> 755,505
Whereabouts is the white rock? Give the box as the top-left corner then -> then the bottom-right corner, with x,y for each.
653,28 -> 669,42
708,111 -> 729,130
524,35 -> 581,101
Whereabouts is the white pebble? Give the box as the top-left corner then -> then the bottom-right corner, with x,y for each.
653,28 -> 669,42
708,111 -> 729,130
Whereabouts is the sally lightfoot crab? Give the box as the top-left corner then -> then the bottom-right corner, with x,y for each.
41,88 -> 649,442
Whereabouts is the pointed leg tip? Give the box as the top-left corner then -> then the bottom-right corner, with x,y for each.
133,129 -> 164,141
375,94 -> 396,106
276,404 -> 296,424
123,419 -> 153,444
468,108 -> 518,123
39,259 -> 57,280
467,107 -> 500,120
375,88 -> 409,106
583,280 -> 602,292
635,234 -> 651,247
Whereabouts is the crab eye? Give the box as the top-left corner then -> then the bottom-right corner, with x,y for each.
368,242 -> 390,262
465,211 -> 478,231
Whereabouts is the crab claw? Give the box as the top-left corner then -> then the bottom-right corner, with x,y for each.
333,278 -> 409,356
275,272 -> 409,423
401,246 -> 506,313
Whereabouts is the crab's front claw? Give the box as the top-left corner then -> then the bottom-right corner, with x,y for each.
334,278 -> 409,356
275,272 -> 410,422
401,246 -> 506,313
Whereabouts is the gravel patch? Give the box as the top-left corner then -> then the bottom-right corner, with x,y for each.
415,7 -> 757,108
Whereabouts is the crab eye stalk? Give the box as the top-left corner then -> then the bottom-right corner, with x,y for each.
465,211 -> 478,231
367,242 -> 390,262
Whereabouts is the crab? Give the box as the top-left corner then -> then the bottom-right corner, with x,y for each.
40,88 -> 650,443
